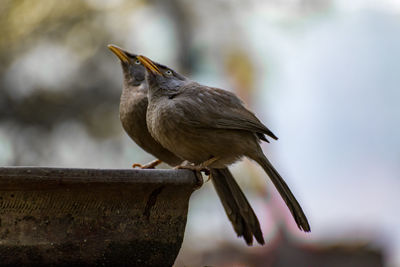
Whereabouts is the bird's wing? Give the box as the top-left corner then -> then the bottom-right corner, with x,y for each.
176,83 -> 278,141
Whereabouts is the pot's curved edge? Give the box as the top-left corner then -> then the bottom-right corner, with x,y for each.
0,167 -> 200,266
0,166 -> 198,186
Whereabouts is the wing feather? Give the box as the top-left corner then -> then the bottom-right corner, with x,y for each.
175,83 -> 278,141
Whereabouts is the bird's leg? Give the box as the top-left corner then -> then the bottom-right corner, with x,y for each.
132,159 -> 162,169
173,157 -> 218,172
173,156 -> 218,182
200,156 -> 219,168
173,161 -> 204,171
174,156 -> 219,171
173,161 -> 211,187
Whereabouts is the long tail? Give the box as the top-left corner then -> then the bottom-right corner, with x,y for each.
253,154 -> 311,232
210,168 -> 264,245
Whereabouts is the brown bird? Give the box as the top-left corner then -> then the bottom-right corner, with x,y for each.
138,55 -> 311,233
108,45 -> 265,245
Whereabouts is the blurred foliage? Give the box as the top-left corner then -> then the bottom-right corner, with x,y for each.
0,1 -> 176,166
1,0 -> 118,134
1,0 -> 103,68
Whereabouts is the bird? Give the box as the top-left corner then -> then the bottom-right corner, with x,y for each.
137,54 -> 311,233
108,45 -> 265,245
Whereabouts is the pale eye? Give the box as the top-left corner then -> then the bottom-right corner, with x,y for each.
165,70 -> 172,75
134,60 -> 141,65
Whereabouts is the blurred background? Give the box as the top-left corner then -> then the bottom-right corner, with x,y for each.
1,0 -> 399,266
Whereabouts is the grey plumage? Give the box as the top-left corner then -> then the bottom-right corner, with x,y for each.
119,76 -> 182,166
139,55 -> 311,233
211,168 -> 264,244
109,45 -> 265,245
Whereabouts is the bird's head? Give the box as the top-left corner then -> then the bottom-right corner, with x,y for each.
137,55 -> 187,94
108,44 -> 145,87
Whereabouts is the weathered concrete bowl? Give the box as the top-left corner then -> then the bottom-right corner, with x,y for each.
0,167 -> 199,266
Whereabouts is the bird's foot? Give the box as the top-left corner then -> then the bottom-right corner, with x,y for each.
173,156 -> 218,172
173,163 -> 209,188
201,156 -> 219,167
132,159 -> 162,169
173,164 -> 208,173
193,171 -> 204,189
200,157 -> 215,182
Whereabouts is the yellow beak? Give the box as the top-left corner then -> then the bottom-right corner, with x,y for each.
137,55 -> 162,75
108,44 -> 130,63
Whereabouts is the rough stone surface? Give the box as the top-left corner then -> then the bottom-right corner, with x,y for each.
0,167 -> 198,266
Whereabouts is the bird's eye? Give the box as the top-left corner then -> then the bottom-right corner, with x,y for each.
165,70 -> 172,75
134,60 -> 141,65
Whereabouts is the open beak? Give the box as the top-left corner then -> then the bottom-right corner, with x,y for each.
137,55 -> 162,75
108,44 -> 130,63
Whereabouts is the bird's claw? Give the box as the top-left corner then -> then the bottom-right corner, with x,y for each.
132,159 -> 162,169
193,171 -> 204,189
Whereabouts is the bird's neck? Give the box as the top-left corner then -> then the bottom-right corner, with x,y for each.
121,83 -> 147,102
146,82 -> 163,101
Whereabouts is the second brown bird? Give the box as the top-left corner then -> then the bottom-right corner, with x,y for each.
138,54 -> 311,233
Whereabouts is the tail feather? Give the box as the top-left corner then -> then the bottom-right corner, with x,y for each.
210,168 -> 264,245
254,155 -> 311,232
